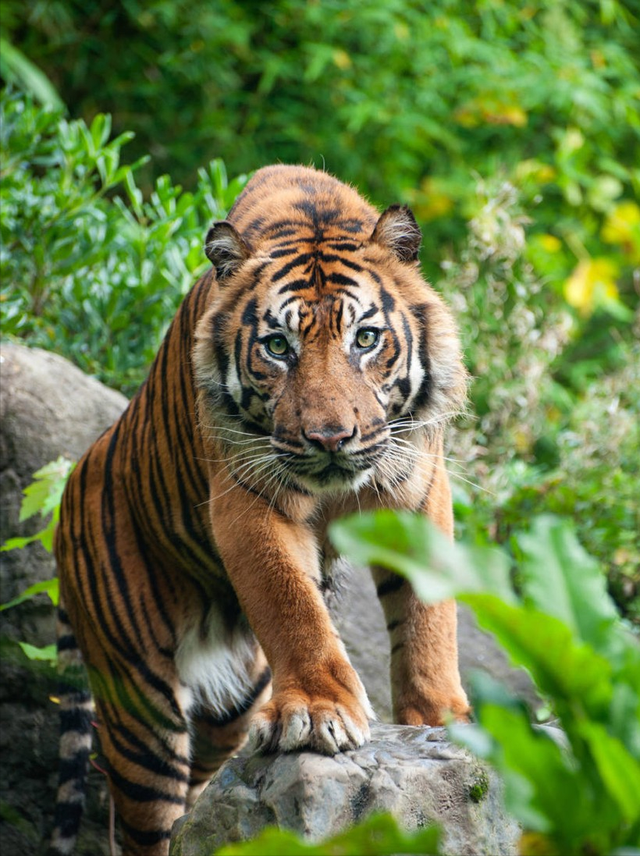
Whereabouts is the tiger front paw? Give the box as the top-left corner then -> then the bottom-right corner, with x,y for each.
250,668 -> 373,755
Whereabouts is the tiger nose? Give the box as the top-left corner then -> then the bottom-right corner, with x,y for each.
303,426 -> 356,452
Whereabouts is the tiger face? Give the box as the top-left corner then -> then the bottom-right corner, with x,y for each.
194,167 -> 466,497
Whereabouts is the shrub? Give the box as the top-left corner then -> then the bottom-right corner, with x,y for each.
331,512 -> 640,855
0,90 -> 247,394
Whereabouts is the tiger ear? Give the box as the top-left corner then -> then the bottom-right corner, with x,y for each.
204,221 -> 251,281
370,204 -> 421,263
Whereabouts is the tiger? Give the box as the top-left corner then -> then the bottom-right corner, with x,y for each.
47,164 -> 470,856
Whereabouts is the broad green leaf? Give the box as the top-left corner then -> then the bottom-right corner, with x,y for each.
0,578 -> 59,612
330,511 -> 514,604
518,517 -> 621,655
0,534 -> 41,553
215,813 -> 440,855
477,703 -> 590,852
462,594 -> 612,719
578,722 -> 640,824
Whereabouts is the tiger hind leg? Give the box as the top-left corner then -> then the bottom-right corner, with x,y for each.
89,675 -> 192,856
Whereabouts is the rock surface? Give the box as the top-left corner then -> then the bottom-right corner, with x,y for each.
171,723 -> 520,856
0,343 -> 128,856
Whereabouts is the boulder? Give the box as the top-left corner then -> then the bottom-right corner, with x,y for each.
0,343 -> 128,856
171,723 -> 520,856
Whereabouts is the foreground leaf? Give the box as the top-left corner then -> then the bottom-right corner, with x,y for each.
215,813 -> 440,855
330,510 -> 514,603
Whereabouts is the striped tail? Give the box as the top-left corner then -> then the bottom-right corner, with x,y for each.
47,603 -> 94,856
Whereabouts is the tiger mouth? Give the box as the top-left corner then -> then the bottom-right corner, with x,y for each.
280,446 -> 385,489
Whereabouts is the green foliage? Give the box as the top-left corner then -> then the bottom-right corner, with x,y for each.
17,641 -> 57,663
3,0 -> 639,300
437,175 -> 639,624
0,457 -> 70,661
213,813 -> 440,856
0,38 -> 63,108
0,456 -> 74,554
0,579 -> 59,612
0,90 -> 248,394
331,512 -> 640,855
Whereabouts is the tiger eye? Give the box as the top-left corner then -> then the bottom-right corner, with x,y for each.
266,335 -> 289,357
355,328 -> 379,349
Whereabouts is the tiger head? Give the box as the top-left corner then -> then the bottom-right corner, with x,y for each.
194,166 -> 466,496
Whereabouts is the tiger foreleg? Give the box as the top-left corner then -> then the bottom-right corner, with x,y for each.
374,463 -> 470,726
210,480 -> 373,755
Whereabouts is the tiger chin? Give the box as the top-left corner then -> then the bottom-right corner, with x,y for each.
49,165 -> 471,856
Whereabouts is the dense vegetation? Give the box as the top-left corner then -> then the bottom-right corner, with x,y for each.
1,3 -> 639,852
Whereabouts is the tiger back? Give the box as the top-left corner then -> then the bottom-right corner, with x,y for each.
48,164 -> 470,856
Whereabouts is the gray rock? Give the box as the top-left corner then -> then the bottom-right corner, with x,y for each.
171,723 -> 520,856
0,343 -> 128,856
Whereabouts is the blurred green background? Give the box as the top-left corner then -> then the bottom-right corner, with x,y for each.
1,0 -> 638,620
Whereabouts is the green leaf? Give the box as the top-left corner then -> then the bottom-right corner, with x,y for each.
579,722 -> 640,825
215,813 -> 440,855
462,593 -> 612,720
18,457 -> 74,523
18,642 -> 57,663
456,703 -> 592,842
0,39 -> 64,109
330,511 -> 514,604
517,517 -> 621,655
0,578 -> 59,612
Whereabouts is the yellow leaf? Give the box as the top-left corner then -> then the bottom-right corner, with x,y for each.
412,177 -> 455,222
519,832 -> 557,856
564,258 -> 620,316
332,49 -> 351,70
454,97 -> 528,128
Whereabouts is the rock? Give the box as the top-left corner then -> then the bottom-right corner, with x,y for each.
0,343 -> 128,856
170,723 -> 520,856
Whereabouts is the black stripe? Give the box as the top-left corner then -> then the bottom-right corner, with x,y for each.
57,749 -> 91,786
271,253 -> 313,282
57,634 -> 77,651
118,820 -> 172,847
54,800 -> 85,837
60,707 -> 92,734
376,575 -> 405,598
108,766 -> 185,804
198,666 -> 272,727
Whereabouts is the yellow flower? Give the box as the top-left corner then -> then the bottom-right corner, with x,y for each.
539,234 -> 562,253
602,201 -> 640,261
564,258 -> 620,316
